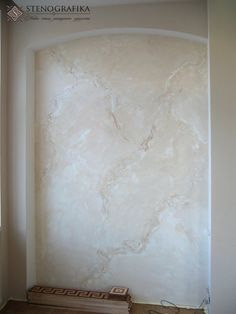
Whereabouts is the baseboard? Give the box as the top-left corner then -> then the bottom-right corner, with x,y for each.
0,300 -> 8,311
9,298 -> 27,302
0,297 -> 27,310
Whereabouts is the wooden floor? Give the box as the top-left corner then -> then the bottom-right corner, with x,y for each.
0,301 -> 204,314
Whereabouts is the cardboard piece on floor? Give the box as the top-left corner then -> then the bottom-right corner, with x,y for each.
27,286 -> 132,314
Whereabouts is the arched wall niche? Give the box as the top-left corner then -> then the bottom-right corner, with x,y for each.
4,0 -> 209,307
27,28 -> 209,306
8,0 -> 208,299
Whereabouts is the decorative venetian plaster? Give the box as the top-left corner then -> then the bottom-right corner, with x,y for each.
35,34 -> 208,306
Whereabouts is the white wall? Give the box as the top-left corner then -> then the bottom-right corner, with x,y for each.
0,5 -> 8,307
7,0 -> 208,301
209,1 -> 236,314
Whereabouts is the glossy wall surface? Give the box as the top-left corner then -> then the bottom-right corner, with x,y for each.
35,34 -> 208,305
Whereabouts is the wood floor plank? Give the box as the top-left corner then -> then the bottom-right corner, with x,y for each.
0,301 -> 204,314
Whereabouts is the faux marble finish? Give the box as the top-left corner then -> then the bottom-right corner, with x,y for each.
35,34 -> 208,306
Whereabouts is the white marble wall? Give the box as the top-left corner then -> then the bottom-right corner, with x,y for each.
35,34 -> 208,306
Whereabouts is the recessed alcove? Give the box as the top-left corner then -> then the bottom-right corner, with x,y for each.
29,30 -> 208,306
2,1 -> 236,313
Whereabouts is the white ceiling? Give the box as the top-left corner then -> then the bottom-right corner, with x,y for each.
15,0 -> 192,8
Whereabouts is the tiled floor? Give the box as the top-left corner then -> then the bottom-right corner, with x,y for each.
0,301 -> 204,314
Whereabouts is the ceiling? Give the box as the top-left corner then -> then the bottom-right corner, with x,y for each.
14,0 -> 192,8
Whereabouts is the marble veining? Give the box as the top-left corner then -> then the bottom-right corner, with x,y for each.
35,34 -> 208,306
